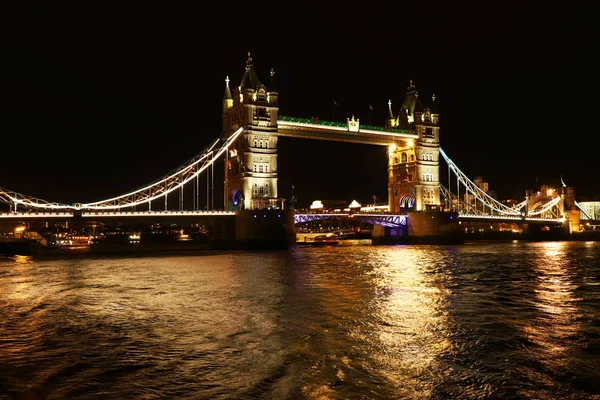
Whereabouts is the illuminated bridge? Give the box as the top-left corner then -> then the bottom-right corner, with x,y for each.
0,117 -> 578,231
0,53 -> 589,243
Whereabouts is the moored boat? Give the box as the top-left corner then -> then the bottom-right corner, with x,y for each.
297,232 -> 340,246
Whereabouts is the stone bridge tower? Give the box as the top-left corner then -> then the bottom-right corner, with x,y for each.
387,81 -> 441,212
222,53 -> 280,211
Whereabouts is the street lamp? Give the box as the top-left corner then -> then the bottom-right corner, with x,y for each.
291,184 -> 296,209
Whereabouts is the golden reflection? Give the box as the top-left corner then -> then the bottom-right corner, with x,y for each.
368,247 -> 453,396
522,242 -> 582,358
0,255 -> 46,359
298,246 -> 454,398
3,256 -> 35,302
13,255 -> 33,264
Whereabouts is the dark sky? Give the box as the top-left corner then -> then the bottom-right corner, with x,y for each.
3,2 -> 598,209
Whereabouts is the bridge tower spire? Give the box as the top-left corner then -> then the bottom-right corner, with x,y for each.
222,76 -> 233,113
222,53 -> 281,211
386,99 -> 396,129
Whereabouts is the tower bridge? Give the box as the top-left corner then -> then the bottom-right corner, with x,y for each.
1,52 -> 589,250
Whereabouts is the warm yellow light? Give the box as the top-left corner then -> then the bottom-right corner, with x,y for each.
408,139 -> 414,147
388,143 -> 397,153
310,200 -> 324,209
348,199 -> 361,208
546,188 -> 554,196
14,226 -> 25,233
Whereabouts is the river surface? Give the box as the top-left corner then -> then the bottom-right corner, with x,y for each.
1,240 -> 599,399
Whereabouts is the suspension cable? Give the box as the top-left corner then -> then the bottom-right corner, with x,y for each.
0,128 -> 243,211
439,147 -> 523,215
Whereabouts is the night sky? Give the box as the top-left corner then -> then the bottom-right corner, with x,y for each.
3,2 -> 597,209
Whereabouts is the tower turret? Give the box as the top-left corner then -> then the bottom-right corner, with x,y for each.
413,92 -> 424,124
222,76 -> 233,112
267,68 -> 278,106
240,52 -> 260,103
401,79 -> 420,124
430,94 -> 439,125
385,99 -> 395,130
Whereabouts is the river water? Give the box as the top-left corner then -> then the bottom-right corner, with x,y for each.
1,240 -> 599,399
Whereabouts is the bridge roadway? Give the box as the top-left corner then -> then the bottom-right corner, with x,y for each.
457,213 -> 565,224
0,210 -> 235,222
294,213 -> 407,228
0,210 -> 409,229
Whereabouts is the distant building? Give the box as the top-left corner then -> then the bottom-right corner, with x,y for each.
463,176 -> 495,212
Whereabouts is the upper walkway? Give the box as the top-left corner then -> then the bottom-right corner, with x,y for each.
277,115 -> 417,145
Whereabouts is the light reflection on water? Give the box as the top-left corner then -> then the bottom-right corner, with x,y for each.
0,241 -> 599,399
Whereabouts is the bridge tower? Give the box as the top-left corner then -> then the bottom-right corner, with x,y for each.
387,81 -> 441,212
222,53 -> 281,211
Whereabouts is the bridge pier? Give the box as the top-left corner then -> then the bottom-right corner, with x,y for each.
521,221 -> 570,241
210,216 -> 236,248
372,210 -> 463,245
371,224 -> 408,245
234,209 -> 296,250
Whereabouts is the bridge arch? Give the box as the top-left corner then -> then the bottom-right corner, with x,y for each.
232,190 -> 244,210
399,195 -> 415,208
